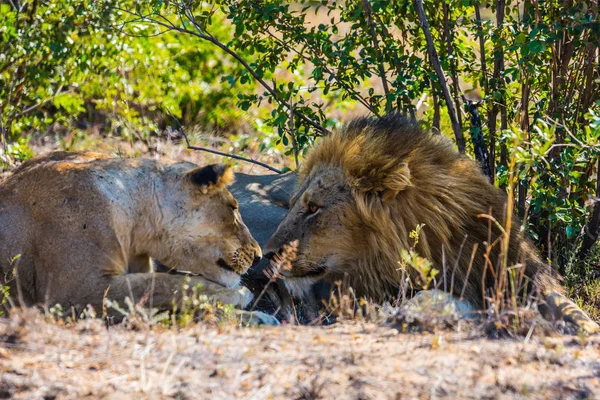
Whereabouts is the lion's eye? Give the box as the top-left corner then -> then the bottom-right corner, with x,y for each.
307,203 -> 320,214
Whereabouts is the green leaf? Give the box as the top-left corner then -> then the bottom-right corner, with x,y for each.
527,40 -> 546,53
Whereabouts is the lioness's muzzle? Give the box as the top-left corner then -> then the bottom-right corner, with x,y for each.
217,258 -> 236,273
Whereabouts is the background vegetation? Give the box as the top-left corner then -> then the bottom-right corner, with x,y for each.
1,0 -> 599,314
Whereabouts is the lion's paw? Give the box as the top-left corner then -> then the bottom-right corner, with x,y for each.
543,292 -> 599,335
236,286 -> 254,309
207,285 -> 254,309
403,289 -> 475,318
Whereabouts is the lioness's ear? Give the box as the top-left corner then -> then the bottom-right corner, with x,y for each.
188,164 -> 234,194
381,162 -> 412,202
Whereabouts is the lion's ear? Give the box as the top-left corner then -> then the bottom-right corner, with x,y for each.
381,162 -> 412,202
354,162 -> 411,201
188,164 -> 234,194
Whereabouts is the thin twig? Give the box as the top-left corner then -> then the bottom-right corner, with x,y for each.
450,234 -> 469,296
460,244 -> 479,301
263,30 -> 379,116
11,86 -> 69,120
169,113 -> 282,174
545,117 -> 587,148
289,96 -> 299,169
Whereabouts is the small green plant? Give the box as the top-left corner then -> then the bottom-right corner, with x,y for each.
173,277 -> 235,328
100,277 -> 238,329
398,224 -> 440,291
0,284 -> 9,316
399,250 -> 438,291
46,304 -> 66,323
103,296 -> 170,329
324,281 -> 385,323
0,254 -> 21,316
1,138 -> 33,171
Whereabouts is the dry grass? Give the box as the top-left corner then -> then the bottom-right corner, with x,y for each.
569,279 -> 600,322
2,308 -> 600,399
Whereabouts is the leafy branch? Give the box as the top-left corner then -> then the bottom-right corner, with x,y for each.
115,3 -> 330,136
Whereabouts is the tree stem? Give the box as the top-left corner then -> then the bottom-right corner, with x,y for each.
413,0 -> 465,152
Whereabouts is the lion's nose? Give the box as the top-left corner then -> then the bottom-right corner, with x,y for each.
252,254 -> 261,267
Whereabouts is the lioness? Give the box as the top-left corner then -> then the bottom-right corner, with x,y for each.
264,114 -> 599,332
0,152 -> 264,316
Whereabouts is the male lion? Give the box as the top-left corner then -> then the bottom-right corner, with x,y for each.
0,151 -> 265,318
264,114 -> 599,332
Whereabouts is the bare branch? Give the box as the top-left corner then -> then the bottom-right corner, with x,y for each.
289,96 -> 299,169
185,142 -> 283,174
168,112 -> 282,174
413,0 -> 465,152
546,117 -> 589,149
11,85 -> 70,120
361,0 -> 390,101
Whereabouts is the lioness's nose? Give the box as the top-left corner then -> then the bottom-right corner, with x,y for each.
252,245 -> 263,266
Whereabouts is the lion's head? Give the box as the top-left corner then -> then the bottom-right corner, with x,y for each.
265,115 -> 546,305
152,162 -> 262,288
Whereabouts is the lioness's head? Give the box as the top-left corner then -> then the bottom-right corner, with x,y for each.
157,163 -> 261,288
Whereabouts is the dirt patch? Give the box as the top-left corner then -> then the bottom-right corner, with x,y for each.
1,311 -> 599,399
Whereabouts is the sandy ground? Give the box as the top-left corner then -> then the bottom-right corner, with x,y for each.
1,310 -> 600,400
